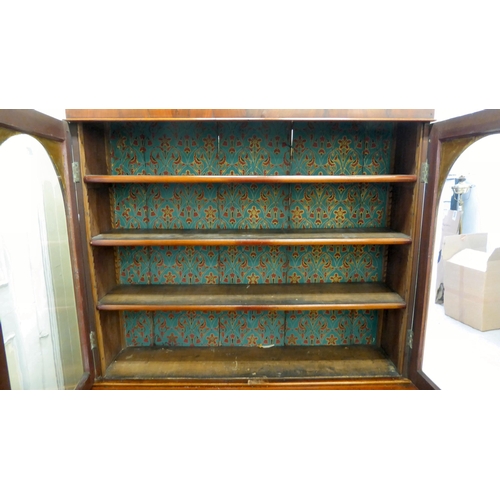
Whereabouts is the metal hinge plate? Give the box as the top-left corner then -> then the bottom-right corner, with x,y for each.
90,331 -> 97,350
72,162 -> 80,183
407,329 -> 414,349
421,161 -> 429,184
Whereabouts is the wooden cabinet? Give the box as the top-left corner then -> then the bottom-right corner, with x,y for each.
3,108 -> 497,389
67,109 -> 430,389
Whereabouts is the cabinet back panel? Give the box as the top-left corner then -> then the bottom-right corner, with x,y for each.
111,183 -> 389,230
123,309 -> 378,347
105,121 -> 397,356
291,121 -> 393,175
109,121 -> 394,176
116,245 -> 385,285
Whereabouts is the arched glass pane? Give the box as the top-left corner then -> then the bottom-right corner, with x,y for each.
0,134 -> 83,389
422,134 -> 500,389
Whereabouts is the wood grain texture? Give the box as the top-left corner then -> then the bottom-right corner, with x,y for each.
79,123 -> 108,176
74,372 -> 93,390
77,125 -> 123,373
84,174 -> 418,184
97,283 -> 406,311
92,379 -> 417,389
66,109 -> 435,122
380,123 -> 424,373
103,345 -> 402,380
91,228 -> 412,247
0,109 -> 66,142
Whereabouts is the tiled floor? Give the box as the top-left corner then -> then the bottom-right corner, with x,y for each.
422,302 -> 500,390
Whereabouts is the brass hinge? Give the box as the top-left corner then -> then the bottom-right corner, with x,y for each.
421,161 -> 429,184
72,162 -> 80,183
90,331 -> 97,350
407,329 -> 414,349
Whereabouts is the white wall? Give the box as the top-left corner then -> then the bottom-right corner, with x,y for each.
445,134 -> 500,250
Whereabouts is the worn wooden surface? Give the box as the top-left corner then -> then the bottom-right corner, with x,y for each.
78,123 -> 108,176
93,378 -> 417,389
78,125 -> 123,373
97,283 -> 406,311
66,109 -> 435,122
84,174 -> 418,184
0,109 -> 66,142
380,123 -> 425,373
103,345 -> 401,380
91,228 -> 412,247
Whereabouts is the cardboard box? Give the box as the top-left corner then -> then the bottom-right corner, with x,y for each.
443,233 -> 500,331
435,210 -> 462,302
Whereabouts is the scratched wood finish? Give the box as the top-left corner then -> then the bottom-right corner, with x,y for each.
84,174 -> 418,184
104,345 -> 401,380
78,123 -> 124,372
92,378 -> 417,389
91,228 -> 412,247
66,109 -> 435,122
381,123 -> 426,372
97,283 -> 406,311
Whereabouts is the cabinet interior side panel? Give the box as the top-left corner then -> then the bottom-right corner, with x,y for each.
99,311 -> 125,369
80,123 -> 109,175
379,123 -> 421,371
382,309 -> 406,371
80,123 -> 122,371
392,123 -> 420,176
382,244 -> 410,367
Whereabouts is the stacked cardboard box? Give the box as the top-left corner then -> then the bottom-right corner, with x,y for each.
443,233 -> 500,331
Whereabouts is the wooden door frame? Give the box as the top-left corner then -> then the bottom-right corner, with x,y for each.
0,322 -> 10,390
409,109 -> 500,389
0,110 -> 95,389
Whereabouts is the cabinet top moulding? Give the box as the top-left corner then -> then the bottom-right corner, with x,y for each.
65,109 -> 435,122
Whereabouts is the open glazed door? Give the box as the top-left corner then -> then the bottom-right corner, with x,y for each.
0,110 -> 95,389
409,109 -> 500,389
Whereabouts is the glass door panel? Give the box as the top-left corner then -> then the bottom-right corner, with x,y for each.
0,134 -> 84,389
410,110 -> 500,389
422,135 -> 500,389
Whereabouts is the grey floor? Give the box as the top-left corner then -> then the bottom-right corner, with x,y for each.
422,301 -> 500,390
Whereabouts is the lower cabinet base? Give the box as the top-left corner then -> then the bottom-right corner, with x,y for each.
91,345 -> 417,389
92,378 -> 416,390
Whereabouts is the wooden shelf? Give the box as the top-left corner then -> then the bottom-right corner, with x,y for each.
84,174 -> 417,184
91,228 -> 412,247
104,345 -> 401,380
97,283 -> 406,311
